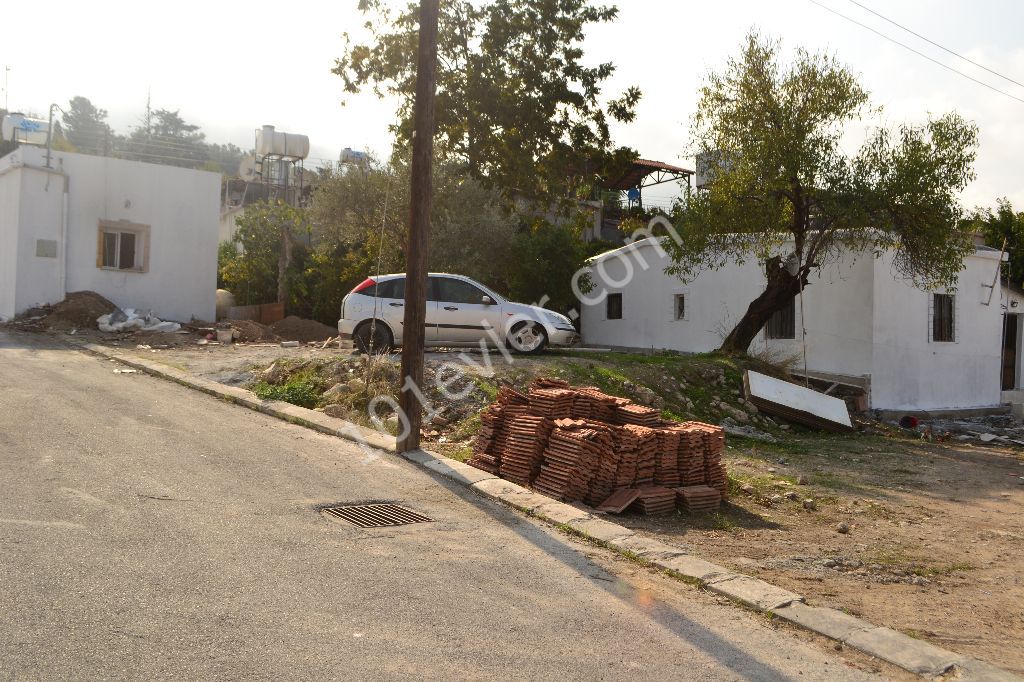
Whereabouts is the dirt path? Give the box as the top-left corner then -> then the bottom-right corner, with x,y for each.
616,435 -> 1024,674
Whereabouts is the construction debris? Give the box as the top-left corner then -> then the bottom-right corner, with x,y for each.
467,377 -> 729,515
744,370 -> 852,432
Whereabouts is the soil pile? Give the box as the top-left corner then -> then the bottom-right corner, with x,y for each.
37,291 -> 118,330
229,320 -> 280,343
270,316 -> 336,342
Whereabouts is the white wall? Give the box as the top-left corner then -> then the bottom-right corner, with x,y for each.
0,163 -> 21,321
870,251 -> 1004,410
13,167 -> 64,314
581,238 -> 1004,410
11,147 -> 220,322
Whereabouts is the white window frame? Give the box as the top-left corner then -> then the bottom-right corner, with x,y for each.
97,220 -> 150,273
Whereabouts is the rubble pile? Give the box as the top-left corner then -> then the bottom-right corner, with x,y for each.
467,378 -> 728,514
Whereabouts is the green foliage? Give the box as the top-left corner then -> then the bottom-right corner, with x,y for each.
504,221 -> 589,313
218,201 -> 312,310
334,0 -> 640,207
665,32 -> 978,351
967,198 -> 1024,286
250,368 -> 325,409
61,96 -> 112,155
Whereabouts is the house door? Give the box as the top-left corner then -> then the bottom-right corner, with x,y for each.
1002,313 -> 1019,390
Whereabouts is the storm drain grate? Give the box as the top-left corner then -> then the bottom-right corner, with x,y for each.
322,503 -> 433,528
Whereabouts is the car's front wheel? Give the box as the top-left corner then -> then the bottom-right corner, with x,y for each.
507,321 -> 547,355
353,319 -> 394,354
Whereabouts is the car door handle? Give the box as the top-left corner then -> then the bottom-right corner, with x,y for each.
443,306 -> 458,311
389,302 -> 403,307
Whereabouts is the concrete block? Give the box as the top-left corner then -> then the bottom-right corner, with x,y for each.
844,627 -> 959,676
533,502 -> 592,526
470,478 -> 551,512
568,517 -> 635,544
705,574 -> 804,611
614,535 -> 689,562
772,603 -> 870,641
949,656 -> 1024,682
420,457 -> 497,485
399,449 -> 437,465
657,554 -> 735,583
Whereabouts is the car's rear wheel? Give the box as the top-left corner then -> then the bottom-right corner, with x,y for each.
507,321 -> 547,355
353,319 -> 394,354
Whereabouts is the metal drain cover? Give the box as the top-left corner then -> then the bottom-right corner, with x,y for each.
322,503 -> 433,528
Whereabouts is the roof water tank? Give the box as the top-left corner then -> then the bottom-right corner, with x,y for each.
2,113 -> 49,145
340,147 -> 368,165
255,125 -> 309,160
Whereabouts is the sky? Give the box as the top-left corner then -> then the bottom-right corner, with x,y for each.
3,0 -> 1022,210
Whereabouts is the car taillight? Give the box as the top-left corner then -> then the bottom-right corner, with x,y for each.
352,277 -> 375,294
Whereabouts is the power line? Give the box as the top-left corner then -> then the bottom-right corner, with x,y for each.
846,0 -> 1024,90
808,0 -> 1024,105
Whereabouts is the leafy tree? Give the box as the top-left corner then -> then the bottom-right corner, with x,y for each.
504,221 -> 590,314
968,198 -> 1024,286
666,32 -> 978,353
125,108 -> 208,167
61,96 -> 112,155
218,201 -> 311,311
334,0 -> 641,208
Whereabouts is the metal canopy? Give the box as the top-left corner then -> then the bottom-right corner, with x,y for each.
606,158 -> 694,191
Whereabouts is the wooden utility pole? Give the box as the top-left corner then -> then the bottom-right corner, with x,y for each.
398,0 -> 440,452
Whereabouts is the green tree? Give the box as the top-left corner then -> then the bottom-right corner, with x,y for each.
968,198 -> 1024,286
218,201 -> 311,311
61,96 -> 112,155
504,221 -> 589,314
126,108 -> 208,167
667,32 -> 978,353
334,0 -> 640,208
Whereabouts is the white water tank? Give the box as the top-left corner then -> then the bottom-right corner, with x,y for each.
2,113 -> 49,145
255,125 -> 309,160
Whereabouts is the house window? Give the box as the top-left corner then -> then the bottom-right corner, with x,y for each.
97,221 -> 150,272
932,293 -> 955,342
765,297 -> 796,339
674,294 -> 686,320
607,293 -> 622,320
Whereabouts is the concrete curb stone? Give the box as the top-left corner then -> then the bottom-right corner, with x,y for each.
72,340 -> 1020,681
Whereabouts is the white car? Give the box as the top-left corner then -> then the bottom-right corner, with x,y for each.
338,273 -> 579,354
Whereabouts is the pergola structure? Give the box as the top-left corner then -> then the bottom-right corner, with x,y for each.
605,158 -> 694,209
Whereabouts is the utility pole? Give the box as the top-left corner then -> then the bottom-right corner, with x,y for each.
397,0 -> 440,453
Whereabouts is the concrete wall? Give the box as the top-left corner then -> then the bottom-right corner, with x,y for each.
0,163 -> 21,321
13,167 -> 64,314
7,147 -> 219,322
869,250 -> 1004,410
580,238 -> 1004,410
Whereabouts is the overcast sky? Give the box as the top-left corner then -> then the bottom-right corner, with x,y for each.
3,0 -> 1022,209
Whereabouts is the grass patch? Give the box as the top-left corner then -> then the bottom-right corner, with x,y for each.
250,365 -> 326,409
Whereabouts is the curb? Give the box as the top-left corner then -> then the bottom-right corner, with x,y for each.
77,342 -> 1018,681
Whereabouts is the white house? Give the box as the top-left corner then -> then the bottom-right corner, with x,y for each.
580,238 -> 1011,411
0,146 -> 219,323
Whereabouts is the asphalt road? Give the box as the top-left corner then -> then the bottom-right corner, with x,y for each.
0,331 -> 878,680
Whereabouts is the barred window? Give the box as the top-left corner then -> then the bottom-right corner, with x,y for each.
606,293 -> 622,320
933,293 -> 955,342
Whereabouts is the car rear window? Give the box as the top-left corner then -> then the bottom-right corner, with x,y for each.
360,278 -> 405,299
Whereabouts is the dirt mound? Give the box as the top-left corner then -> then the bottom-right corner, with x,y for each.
270,316 -> 336,343
41,291 -> 118,330
229,319 -> 280,343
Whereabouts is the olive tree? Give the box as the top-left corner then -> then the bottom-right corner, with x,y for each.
666,32 -> 979,353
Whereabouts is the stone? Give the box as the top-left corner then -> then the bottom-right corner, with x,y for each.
322,404 -> 349,419
741,484 -> 755,495
785,491 -> 799,501
836,522 -> 850,534
797,475 -> 809,485
261,362 -> 287,385
770,494 -> 783,504
823,559 -> 838,568
347,377 -> 366,393
803,499 -> 817,511
323,382 -> 349,399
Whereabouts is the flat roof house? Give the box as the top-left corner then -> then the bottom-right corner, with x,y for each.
0,146 -> 219,323
581,238 -> 1010,411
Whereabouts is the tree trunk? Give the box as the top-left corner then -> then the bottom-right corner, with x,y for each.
276,225 -> 292,308
719,255 -> 805,354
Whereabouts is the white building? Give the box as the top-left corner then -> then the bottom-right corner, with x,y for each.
0,146 -> 219,322
580,238 -> 1012,411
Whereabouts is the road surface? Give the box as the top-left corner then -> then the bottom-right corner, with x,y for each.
0,331 -> 880,680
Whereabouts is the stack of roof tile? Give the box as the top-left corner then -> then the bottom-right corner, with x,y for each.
613,403 -> 663,427
499,415 -> 554,485
632,486 -> 677,515
655,428 -> 682,488
572,387 -> 624,422
528,388 -> 576,419
467,377 -> 730,515
675,485 -> 722,513
533,422 -> 609,501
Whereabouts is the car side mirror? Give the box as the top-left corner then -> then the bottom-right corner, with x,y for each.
481,295 -> 495,305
